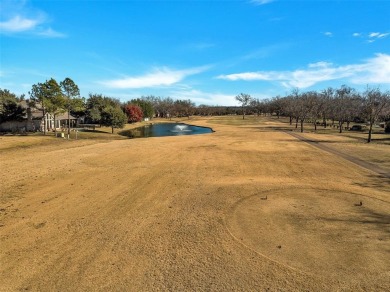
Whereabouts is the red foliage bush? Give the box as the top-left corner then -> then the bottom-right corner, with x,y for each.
124,104 -> 143,123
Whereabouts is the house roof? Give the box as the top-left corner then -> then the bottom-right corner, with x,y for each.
19,100 -> 29,109
21,100 -> 77,120
56,112 -> 77,120
20,99 -> 43,110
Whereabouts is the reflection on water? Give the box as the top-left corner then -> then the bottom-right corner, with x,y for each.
120,123 -> 213,138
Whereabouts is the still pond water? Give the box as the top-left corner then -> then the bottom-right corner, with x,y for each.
121,123 -> 213,138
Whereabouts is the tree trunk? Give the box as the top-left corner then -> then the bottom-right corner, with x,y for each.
300,120 -> 304,133
289,116 -> 292,125
43,108 -> 47,135
67,108 -> 71,140
367,119 -> 373,143
323,117 -> 327,128
339,121 -> 343,133
295,117 -> 299,128
111,126 -> 114,134
54,115 -> 57,136
314,121 -> 317,131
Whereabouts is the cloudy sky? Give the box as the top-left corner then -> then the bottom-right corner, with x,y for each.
1,0 -> 389,105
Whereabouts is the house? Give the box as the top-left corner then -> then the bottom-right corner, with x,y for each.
0,100 -> 78,132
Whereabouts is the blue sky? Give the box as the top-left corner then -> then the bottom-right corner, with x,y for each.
0,0 -> 389,106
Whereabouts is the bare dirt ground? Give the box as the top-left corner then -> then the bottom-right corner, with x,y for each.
1,116 -> 389,291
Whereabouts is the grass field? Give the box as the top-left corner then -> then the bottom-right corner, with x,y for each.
1,115 -> 389,291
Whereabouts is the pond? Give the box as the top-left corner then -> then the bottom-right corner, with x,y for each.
120,123 -> 213,138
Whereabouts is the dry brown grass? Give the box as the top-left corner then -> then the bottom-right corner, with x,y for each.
1,115 -> 389,291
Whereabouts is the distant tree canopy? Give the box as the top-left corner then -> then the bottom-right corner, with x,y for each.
124,104 -> 143,123
85,94 -> 121,124
129,98 -> 154,119
140,95 -> 174,118
60,77 -> 81,138
101,105 -> 127,133
173,99 -> 195,118
363,86 -> 390,142
27,77 -> 83,136
0,89 -> 25,123
85,94 -> 127,133
264,85 -> 390,142
235,93 -> 252,119
29,78 -> 64,135
4,78 -> 390,143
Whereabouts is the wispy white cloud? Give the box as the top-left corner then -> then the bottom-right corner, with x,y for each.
352,31 -> 390,43
243,46 -> 276,60
101,66 -> 210,89
369,32 -> 389,39
240,43 -> 292,62
217,53 -> 390,88
308,61 -> 333,69
250,0 -> 275,5
171,89 -> 238,106
0,1 -> 65,37
350,53 -> 390,84
323,32 -> 333,37
0,15 -> 41,32
368,31 -> 389,43
36,27 -> 66,38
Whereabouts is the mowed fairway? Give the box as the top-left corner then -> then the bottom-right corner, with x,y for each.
1,116 -> 389,291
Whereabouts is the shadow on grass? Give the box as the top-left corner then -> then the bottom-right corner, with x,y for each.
79,129 -> 109,134
240,125 -> 294,132
0,132 -> 41,137
276,138 -> 348,144
353,173 -> 390,191
319,205 -> 390,238
75,129 -> 126,140
117,129 -> 134,138
264,116 -> 390,142
340,134 -> 390,143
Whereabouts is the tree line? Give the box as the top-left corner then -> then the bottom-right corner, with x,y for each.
82,94 -> 196,133
0,78 -> 197,134
1,79 -> 390,142
235,85 -> 390,143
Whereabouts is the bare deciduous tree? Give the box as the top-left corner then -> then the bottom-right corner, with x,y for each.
363,87 -> 390,143
235,93 -> 252,119
334,85 -> 355,133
